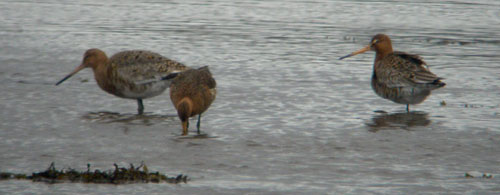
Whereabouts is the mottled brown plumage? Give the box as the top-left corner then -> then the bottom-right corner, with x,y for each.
170,66 -> 216,135
56,48 -> 189,114
340,34 -> 445,111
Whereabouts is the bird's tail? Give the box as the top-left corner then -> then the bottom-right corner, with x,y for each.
133,72 -> 180,85
429,78 -> 446,89
161,72 -> 180,81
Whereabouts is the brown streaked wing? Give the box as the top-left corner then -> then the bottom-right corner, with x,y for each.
111,50 -> 188,84
198,66 -> 217,89
376,52 -> 440,88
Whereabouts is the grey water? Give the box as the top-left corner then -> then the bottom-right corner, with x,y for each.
1,0 -> 499,194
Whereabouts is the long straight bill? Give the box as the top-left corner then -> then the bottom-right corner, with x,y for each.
339,45 -> 371,60
55,64 -> 86,86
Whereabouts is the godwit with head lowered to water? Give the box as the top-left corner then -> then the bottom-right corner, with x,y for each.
168,66 -> 216,136
56,49 -> 189,114
339,34 -> 445,112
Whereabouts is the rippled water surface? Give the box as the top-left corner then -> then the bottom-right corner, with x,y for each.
1,0 -> 499,194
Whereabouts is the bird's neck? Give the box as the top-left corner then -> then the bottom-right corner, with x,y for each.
374,48 -> 393,66
377,49 -> 391,60
92,60 -> 115,93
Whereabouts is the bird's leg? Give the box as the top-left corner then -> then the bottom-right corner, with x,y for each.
137,99 -> 144,115
406,104 -> 409,112
196,114 -> 202,135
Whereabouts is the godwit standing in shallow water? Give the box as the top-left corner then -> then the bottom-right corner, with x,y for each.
339,34 -> 445,112
56,49 -> 189,114
169,66 -> 216,136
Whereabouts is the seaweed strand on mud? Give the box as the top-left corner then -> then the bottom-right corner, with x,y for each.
0,162 -> 188,184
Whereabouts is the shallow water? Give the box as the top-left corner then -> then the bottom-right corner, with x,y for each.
1,0 -> 499,194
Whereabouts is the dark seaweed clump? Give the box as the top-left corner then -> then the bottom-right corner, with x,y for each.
0,162 -> 188,184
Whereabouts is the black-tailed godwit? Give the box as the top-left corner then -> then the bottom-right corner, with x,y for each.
339,34 -> 445,111
56,48 -> 189,114
169,66 -> 216,135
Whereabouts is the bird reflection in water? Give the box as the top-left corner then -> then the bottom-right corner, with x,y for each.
81,111 -> 176,126
366,111 -> 431,132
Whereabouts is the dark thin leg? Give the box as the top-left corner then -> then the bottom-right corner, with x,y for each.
137,99 -> 144,115
196,114 -> 201,134
406,104 -> 409,112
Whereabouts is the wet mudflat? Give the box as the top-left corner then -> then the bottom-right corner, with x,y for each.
0,0 -> 499,194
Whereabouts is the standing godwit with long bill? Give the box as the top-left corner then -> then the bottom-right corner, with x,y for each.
339,34 -> 445,111
56,48 -> 189,114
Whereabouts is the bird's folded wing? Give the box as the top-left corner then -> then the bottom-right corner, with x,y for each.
115,63 -> 170,85
378,52 -> 440,88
